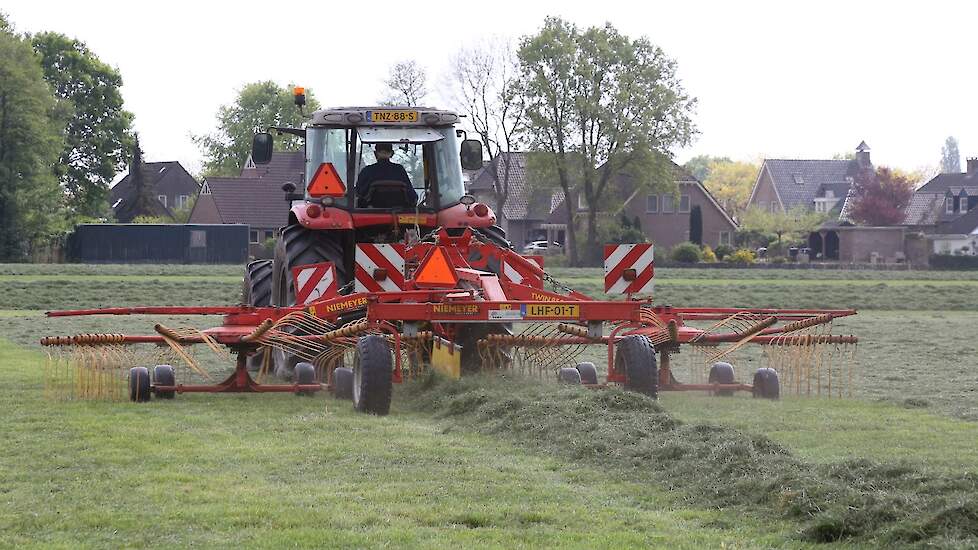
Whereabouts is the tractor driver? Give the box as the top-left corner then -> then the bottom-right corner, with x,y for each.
355,143 -> 418,207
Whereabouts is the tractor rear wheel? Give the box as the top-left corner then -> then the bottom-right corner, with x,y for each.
352,335 -> 393,415
271,224 -> 349,379
333,367 -> 354,400
752,368 -> 780,399
153,365 -> 176,399
708,362 -> 736,397
616,336 -> 658,397
576,362 -> 599,384
129,367 -> 151,403
242,259 -> 273,372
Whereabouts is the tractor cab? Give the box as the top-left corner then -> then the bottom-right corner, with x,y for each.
251,105 -> 492,241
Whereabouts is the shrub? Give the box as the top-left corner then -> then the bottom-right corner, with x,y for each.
714,244 -> 734,260
670,242 -> 702,264
728,248 -> 756,265
771,256 -> 787,265
701,245 -> 717,263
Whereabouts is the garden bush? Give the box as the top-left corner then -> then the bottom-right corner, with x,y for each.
728,248 -> 756,265
670,242 -> 702,264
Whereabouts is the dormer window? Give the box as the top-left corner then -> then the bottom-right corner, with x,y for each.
792,174 -> 804,184
946,197 -> 954,214
824,190 -> 835,199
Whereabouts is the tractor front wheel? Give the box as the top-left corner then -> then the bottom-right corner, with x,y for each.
352,335 -> 393,415
616,336 -> 658,397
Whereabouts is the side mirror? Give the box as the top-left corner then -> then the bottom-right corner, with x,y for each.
251,133 -> 273,165
459,139 -> 483,170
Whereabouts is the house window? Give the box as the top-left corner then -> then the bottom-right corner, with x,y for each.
577,193 -> 587,210
678,195 -> 690,213
177,194 -> 190,208
263,230 -> 275,241
158,194 -> 167,207
662,195 -> 675,213
646,194 -> 658,213
961,196 -> 970,212
719,231 -> 731,246
249,230 -> 259,244
792,174 -> 804,184
947,197 -> 954,214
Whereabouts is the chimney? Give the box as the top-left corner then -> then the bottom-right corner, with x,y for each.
855,140 -> 871,169
967,157 -> 978,175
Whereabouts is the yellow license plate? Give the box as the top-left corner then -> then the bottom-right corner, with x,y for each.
367,110 -> 418,123
524,304 -> 580,318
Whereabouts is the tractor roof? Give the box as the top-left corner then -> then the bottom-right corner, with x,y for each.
309,106 -> 460,127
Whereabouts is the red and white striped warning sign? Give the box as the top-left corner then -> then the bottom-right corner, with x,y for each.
604,244 -> 655,294
291,262 -> 338,305
500,254 -> 544,288
355,243 -> 406,293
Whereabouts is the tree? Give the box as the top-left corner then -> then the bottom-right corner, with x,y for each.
689,205 -> 703,245
740,206 -> 826,247
449,40 -> 527,222
0,26 -> 66,260
520,18 -> 696,266
31,32 -> 134,219
381,60 -> 427,106
683,154 -> 730,182
115,135 -> 169,222
941,136 -> 961,174
702,159 -> 757,218
847,166 -> 915,226
194,81 -> 320,177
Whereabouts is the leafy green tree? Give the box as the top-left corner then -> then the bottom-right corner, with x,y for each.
0,27 -> 66,260
683,154 -> 730,182
194,81 -> 320,177
520,18 -> 696,265
941,136 -> 961,174
31,32 -> 134,219
740,205 -> 826,247
689,205 -> 703,245
702,159 -> 758,218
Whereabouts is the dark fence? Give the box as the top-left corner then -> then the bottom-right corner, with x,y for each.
68,224 -> 249,264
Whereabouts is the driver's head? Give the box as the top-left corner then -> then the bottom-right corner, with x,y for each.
375,143 -> 393,161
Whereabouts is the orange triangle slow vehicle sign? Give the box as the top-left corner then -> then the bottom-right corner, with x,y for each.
414,246 -> 458,288
307,162 -> 346,197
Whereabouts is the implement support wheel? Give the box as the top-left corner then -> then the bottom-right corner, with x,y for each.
558,367 -> 582,385
352,335 -> 393,415
153,365 -> 175,399
333,367 -> 354,400
709,362 -> 736,397
752,368 -> 780,399
616,336 -> 658,397
294,362 -> 316,397
576,362 -> 599,385
129,366 -> 151,403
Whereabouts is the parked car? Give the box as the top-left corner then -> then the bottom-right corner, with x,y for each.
522,240 -> 563,254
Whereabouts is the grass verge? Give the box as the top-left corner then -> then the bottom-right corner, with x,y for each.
403,373 -> 978,547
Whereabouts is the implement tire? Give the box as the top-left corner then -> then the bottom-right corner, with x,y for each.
558,367 -> 582,385
294,362 -> 316,397
153,365 -> 176,399
352,335 -> 393,415
576,362 -> 599,385
333,367 -> 354,400
616,336 -> 658,397
129,367 -> 151,403
709,362 -> 736,397
752,368 -> 780,400
271,224 -> 349,379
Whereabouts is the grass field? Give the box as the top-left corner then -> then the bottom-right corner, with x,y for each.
1,263 -> 977,547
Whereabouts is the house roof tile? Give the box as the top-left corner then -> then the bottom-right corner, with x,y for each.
902,193 -> 945,226
916,172 -> 978,194
762,158 -> 861,210
202,177 -> 290,228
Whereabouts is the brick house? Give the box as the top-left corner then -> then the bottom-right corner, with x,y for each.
111,161 -> 200,222
903,158 -> 978,257
188,151 -> 302,256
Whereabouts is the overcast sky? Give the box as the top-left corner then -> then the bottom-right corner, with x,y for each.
4,0 -> 976,176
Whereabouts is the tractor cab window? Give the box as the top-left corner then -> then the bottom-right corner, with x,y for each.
305,128 -> 350,207
353,127 -> 466,209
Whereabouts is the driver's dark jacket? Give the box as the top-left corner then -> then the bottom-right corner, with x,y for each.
355,160 -> 418,205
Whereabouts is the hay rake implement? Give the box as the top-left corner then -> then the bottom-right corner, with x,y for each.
42,232 -> 858,414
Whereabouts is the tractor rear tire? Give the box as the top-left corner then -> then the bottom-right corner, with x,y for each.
129,367 -> 151,403
153,365 -> 176,399
616,336 -> 658,397
558,367 -> 582,384
241,259 -> 273,306
709,362 -> 736,397
333,367 -> 354,400
271,224 -> 349,379
752,368 -> 780,399
576,362 -> 599,384
294,362 -> 316,397
352,335 -> 393,415
242,259 -> 273,372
